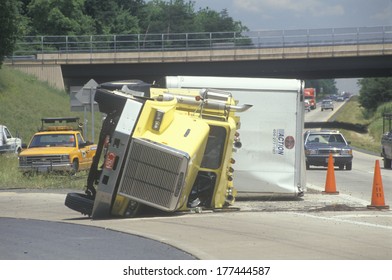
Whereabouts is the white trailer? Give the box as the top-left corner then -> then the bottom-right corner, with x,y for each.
163,76 -> 306,196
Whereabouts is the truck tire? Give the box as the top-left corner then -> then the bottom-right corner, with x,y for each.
65,193 -> 94,216
346,162 -> 352,170
70,160 -> 79,175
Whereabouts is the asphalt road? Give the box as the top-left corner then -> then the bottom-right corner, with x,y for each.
0,217 -> 195,260
0,187 -> 391,260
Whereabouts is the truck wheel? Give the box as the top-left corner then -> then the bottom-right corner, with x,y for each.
346,162 -> 352,170
65,193 -> 94,216
306,162 -> 310,170
384,158 -> 391,169
70,160 -> 79,175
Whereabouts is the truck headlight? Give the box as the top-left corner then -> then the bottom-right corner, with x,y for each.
152,110 -> 164,131
305,149 -> 317,155
19,156 -> 26,163
61,155 -> 70,161
341,149 -> 352,155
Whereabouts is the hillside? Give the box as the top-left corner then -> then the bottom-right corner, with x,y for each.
0,66 -> 102,144
0,66 -> 103,189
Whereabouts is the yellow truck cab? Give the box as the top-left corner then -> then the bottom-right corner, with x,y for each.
65,81 -> 251,218
19,117 -> 97,174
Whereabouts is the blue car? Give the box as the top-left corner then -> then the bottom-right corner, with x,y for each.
304,130 -> 353,170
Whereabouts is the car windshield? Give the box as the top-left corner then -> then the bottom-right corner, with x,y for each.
29,134 -> 76,148
306,134 -> 345,144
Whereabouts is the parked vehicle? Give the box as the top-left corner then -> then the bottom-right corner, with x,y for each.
0,125 -> 22,154
304,88 -> 316,110
304,130 -> 353,170
162,76 -> 306,196
65,81 -> 252,218
321,99 -> 334,111
381,113 -> 392,168
18,117 -> 97,174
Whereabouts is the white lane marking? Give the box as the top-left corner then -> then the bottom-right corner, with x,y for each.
293,212 -> 392,230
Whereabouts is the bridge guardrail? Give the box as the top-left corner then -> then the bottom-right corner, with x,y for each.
8,26 -> 392,61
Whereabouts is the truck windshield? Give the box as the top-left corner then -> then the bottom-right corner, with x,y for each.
201,126 -> 227,169
29,134 -> 76,148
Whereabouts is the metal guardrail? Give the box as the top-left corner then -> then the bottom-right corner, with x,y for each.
9,26 -> 392,58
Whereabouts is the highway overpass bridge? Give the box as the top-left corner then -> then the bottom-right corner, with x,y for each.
5,26 -> 392,90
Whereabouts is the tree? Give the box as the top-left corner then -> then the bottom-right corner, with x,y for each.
139,0 -> 195,34
358,77 -> 392,112
84,0 -> 140,34
194,8 -> 247,33
27,0 -> 96,35
0,0 -> 19,66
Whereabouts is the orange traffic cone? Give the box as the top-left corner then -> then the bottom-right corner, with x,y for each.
323,153 -> 339,195
367,160 -> 390,210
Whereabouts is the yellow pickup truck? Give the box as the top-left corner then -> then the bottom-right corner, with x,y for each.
19,117 -> 97,174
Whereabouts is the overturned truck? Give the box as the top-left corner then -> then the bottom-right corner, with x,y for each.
65,81 -> 252,218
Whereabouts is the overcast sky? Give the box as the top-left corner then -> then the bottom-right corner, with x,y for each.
190,0 -> 392,94
192,0 -> 392,31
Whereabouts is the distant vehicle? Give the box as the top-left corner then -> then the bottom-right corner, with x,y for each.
321,99 -> 334,111
304,88 -> 316,110
304,130 -> 353,170
381,113 -> 392,168
0,125 -> 22,154
336,96 -> 345,102
304,100 -> 311,112
18,117 -> 97,174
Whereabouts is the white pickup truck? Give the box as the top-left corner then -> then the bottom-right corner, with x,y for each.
0,125 -> 22,154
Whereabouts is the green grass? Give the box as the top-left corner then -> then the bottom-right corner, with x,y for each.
332,96 -> 390,155
0,153 -> 88,189
0,65 -> 101,190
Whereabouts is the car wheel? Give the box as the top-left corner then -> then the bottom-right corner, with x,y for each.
384,158 -> 391,169
338,164 -> 344,170
346,162 -> 352,170
65,192 -> 94,216
306,162 -> 310,170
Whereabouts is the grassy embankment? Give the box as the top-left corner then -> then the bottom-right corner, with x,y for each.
0,65 -> 389,189
332,95 -> 392,155
0,66 -> 102,189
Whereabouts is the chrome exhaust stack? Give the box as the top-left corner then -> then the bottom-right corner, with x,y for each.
155,88 -> 252,113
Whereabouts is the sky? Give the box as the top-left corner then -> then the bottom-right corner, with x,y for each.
191,0 -> 392,94
192,0 -> 392,31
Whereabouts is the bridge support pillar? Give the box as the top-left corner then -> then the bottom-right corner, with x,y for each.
10,64 -> 65,91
